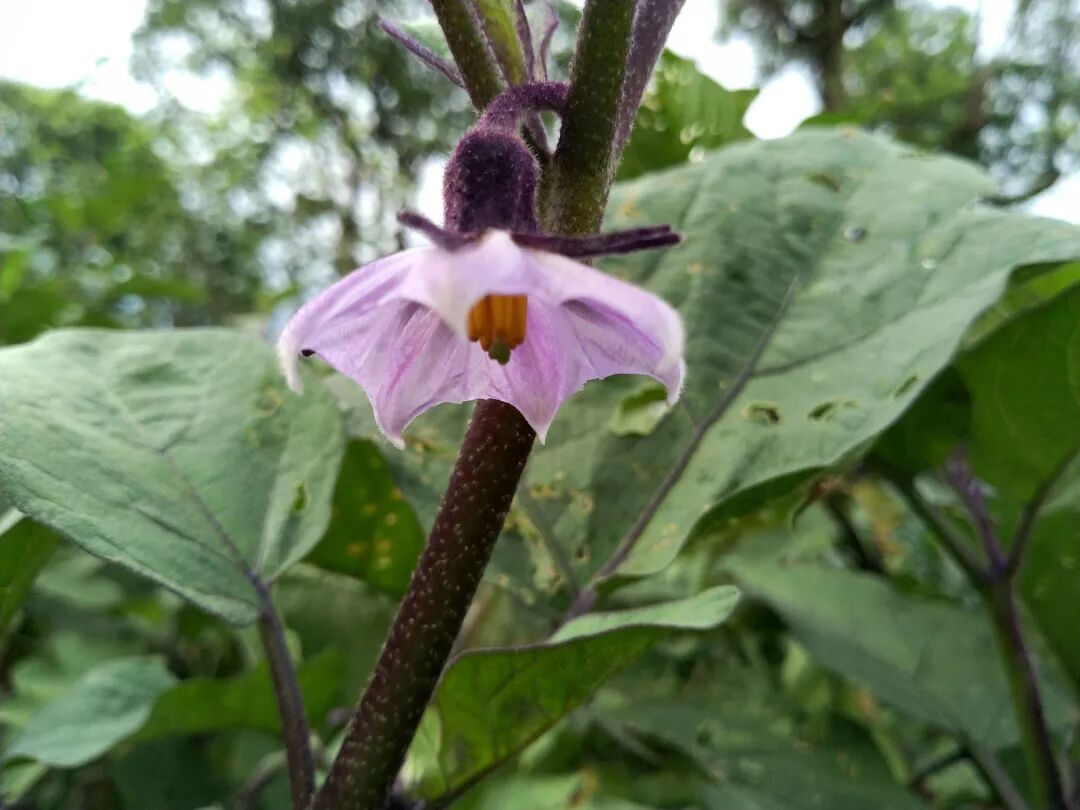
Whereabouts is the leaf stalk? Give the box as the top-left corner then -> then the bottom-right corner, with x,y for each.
254,580 -> 315,810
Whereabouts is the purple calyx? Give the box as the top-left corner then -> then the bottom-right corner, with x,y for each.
399,209 -> 679,259
436,80 -> 679,258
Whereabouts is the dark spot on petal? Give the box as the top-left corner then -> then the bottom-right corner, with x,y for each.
300,349 -> 315,357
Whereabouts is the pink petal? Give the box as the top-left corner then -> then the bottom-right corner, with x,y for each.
277,248 -> 428,392
397,231 -> 534,338
526,249 -> 685,404
481,297 -> 683,441
277,232 -> 686,446
395,233 -> 684,405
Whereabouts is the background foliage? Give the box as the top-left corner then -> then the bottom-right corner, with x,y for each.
2,1 -> 1080,809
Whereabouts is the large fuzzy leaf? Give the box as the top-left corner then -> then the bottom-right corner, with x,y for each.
730,562 -> 1077,748
0,512 -> 58,637
0,329 -> 344,624
406,586 -> 739,801
517,129 -> 1080,586
5,657 -> 176,768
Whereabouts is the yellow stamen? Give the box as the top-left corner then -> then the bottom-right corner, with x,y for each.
467,294 -> 527,357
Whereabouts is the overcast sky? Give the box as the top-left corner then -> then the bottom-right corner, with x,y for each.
1,0 -> 1076,222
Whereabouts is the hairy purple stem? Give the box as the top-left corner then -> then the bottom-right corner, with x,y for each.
937,449 -> 1069,810
614,0 -> 687,156
379,19 -> 464,88
479,80 -> 569,131
944,447 -> 1007,574
311,401 -> 535,810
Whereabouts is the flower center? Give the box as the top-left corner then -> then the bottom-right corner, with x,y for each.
467,295 -> 527,363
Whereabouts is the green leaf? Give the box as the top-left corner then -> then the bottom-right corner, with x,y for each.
136,650 -> 341,740
617,695 -> 924,810
32,547 -> 128,610
958,286 -> 1080,500
608,384 -> 671,437
0,511 -> 58,637
455,773 -> 658,810
600,645 -> 926,810
1019,507 -> 1080,687
0,631 -> 139,729
871,369 -> 971,476
406,586 -> 739,801
617,52 -> 756,180
730,562 -> 1077,748
0,329 -> 345,624
305,440 -> 425,597
522,129 -> 1080,586
0,761 -> 46,806
5,657 -> 177,768
964,261 -> 1080,348
108,739 -> 227,810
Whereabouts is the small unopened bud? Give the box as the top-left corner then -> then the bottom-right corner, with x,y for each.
442,82 -> 569,234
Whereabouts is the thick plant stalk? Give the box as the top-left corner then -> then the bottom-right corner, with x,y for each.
311,401 -> 535,809
309,7 -> 675,807
547,0 -> 637,234
429,0 -> 505,109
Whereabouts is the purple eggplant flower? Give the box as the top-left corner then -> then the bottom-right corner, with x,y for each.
278,229 -> 684,447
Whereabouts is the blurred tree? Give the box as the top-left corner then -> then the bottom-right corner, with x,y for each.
132,0 -> 472,289
722,0 -> 896,111
723,0 -> 1080,199
985,0 -> 1080,198
839,5 -> 983,161
0,81 -> 265,345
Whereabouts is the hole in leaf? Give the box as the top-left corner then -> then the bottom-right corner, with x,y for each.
742,402 -> 781,424
610,384 -> 670,437
292,482 -> 308,514
894,375 -> 920,399
807,172 -> 841,192
807,400 -> 858,422
695,723 -> 714,746
808,401 -> 839,422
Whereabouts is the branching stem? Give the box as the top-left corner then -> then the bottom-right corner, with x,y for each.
890,450 -> 1071,810
311,8 -> 674,806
